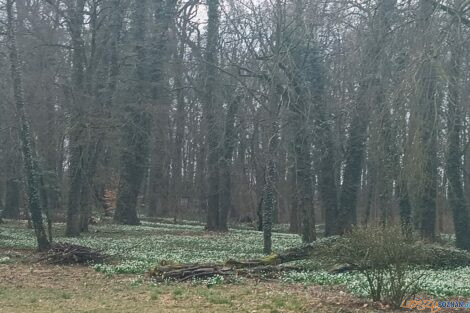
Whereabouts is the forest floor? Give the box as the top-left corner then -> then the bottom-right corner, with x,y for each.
0,261 -> 378,313
1,219 -> 469,312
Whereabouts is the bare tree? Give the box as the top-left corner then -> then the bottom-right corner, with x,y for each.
6,0 -> 49,250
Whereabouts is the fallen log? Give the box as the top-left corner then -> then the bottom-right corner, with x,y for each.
148,262 -> 303,282
148,236 -> 470,282
225,236 -> 341,268
149,237 -> 340,282
150,263 -> 233,282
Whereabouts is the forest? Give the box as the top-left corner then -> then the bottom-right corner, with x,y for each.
1,0 -> 470,312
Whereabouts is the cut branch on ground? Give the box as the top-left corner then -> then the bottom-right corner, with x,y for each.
148,236 -> 470,282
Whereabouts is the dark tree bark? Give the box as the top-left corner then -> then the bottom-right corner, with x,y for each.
319,123 -> 338,236
294,125 -> 315,243
91,0 -> 123,219
204,0 -> 222,231
64,0 -> 87,237
147,0 -> 175,218
170,27 -> 186,221
415,0 -> 438,241
219,94 -> 240,231
6,0 -> 49,251
114,0 -> 151,225
263,120 -> 279,254
336,0 -> 396,234
301,42 -> 337,238
253,109 -> 265,230
398,177 -> 412,235
287,136 -> 300,234
287,54 -> 317,242
446,3 -> 470,250
78,0 -> 109,233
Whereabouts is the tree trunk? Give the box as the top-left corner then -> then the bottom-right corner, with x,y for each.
318,112 -> 338,236
147,0 -> 175,218
204,0 -> 221,231
286,64 -> 316,242
6,0 -> 49,251
262,126 -> 278,254
65,0 -> 87,237
219,94 -> 240,231
446,2 -> 470,250
294,128 -> 316,243
170,31 -> 186,221
287,144 -> 300,234
415,0 -> 438,241
114,0 -> 151,225
337,0 -> 396,234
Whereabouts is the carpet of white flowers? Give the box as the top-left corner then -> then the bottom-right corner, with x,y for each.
2,220 -> 470,298
0,220 -> 301,274
281,266 -> 470,298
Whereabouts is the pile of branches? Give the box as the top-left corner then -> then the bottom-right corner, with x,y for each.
39,243 -> 106,265
149,261 -> 300,282
148,235 -> 470,282
147,240 -> 327,282
150,263 -> 234,282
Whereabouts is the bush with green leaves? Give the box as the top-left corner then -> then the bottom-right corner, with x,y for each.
327,225 -> 425,307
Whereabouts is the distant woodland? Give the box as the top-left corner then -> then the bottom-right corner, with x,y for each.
1,0 -> 470,252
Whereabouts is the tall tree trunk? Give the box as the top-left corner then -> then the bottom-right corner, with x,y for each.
79,140 -> 102,232
287,137 -> 300,234
6,0 -> 49,251
79,0 -> 110,233
294,124 -> 315,243
263,120 -> 279,254
415,0 -> 438,241
301,41 -> 337,237
170,32 -> 186,221
336,0 -> 396,234
65,0 -> 87,237
147,0 -> 175,218
196,128 -> 207,219
204,0 -> 221,231
91,0 -> 122,218
218,94 -> 240,231
114,0 -> 151,225
446,2 -> 470,250
253,109 -> 265,230
319,129 -> 338,235
288,50 -> 317,242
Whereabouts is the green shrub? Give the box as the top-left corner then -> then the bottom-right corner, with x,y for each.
328,224 -> 425,307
